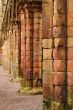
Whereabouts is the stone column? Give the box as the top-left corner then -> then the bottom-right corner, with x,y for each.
53,0 -> 67,109
32,3 -> 42,87
25,6 -> 33,87
15,20 -> 21,78
42,0 -> 54,109
43,0 -> 68,109
12,20 -> 21,79
67,0 -> 73,109
20,9 -> 26,77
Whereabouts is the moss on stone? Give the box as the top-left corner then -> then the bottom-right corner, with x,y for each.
18,87 -> 43,95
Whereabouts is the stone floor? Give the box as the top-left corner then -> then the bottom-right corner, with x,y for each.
0,66 -> 43,110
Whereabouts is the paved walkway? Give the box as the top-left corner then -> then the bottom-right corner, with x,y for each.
0,66 -> 43,110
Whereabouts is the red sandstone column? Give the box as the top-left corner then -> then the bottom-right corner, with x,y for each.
43,0 -> 68,109
20,9 -> 26,77
32,3 -> 42,87
25,6 -> 33,87
16,20 -> 21,77
67,0 -> 73,109
53,0 -> 67,109
42,0 -> 54,109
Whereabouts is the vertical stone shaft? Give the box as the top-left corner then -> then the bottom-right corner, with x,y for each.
14,20 -> 21,78
20,9 -> 26,77
25,7 -> 33,87
67,0 -> 73,109
43,0 -> 54,109
32,3 -> 42,87
53,0 -> 67,109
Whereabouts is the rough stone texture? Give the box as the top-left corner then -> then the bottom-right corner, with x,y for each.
53,72 -> 66,86
43,39 -> 53,49
43,49 -> 52,60
43,60 -> 53,71
54,60 -> 66,72
67,37 -> 73,47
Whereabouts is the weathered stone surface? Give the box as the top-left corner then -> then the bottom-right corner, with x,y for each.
67,72 -> 73,86
67,0 -> 73,13
67,60 -> 73,72
53,14 -> 66,26
33,56 -> 41,62
26,44 -> 31,51
53,26 -> 66,38
67,37 -> 73,47
43,39 -> 53,49
33,44 -> 41,51
53,48 -> 66,60
33,68 -> 41,79
43,60 -> 53,71
67,26 -> 73,37
53,72 -> 66,86
43,85 -> 53,100
54,38 -> 66,47
33,62 -> 41,68
43,1 -> 53,16
54,86 -> 67,102
26,62 -> 32,69
67,13 -> 73,26
67,48 -> 73,59
54,0 -> 67,14
26,38 -> 32,44
54,60 -> 66,72
43,73 -> 53,85
43,49 -> 52,60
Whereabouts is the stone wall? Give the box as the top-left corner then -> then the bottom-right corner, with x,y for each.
43,0 -> 73,110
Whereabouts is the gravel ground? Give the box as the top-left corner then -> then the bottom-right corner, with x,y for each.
0,66 -> 43,110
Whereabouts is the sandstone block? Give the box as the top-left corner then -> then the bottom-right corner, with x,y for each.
54,86 -> 67,102
67,13 -> 73,26
54,0 -> 66,14
33,62 -> 41,68
67,0 -> 73,13
43,49 -> 52,60
43,85 -> 53,100
54,60 -> 66,72
67,72 -> 73,86
43,39 -> 53,49
67,60 -> 73,72
26,62 -> 32,69
54,38 -> 66,47
53,47 -> 66,60
43,16 -> 53,38
26,69 -> 33,80
43,60 -> 53,71
26,38 -> 33,44
67,26 -> 73,37
53,26 -> 66,38
53,14 -> 66,26
33,68 -> 41,79
67,48 -> 73,59
26,44 -> 31,51
33,51 -> 42,56
33,56 -> 41,62
53,72 -> 66,86
67,37 -> 73,47
26,56 -> 32,62
43,73 -> 53,85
